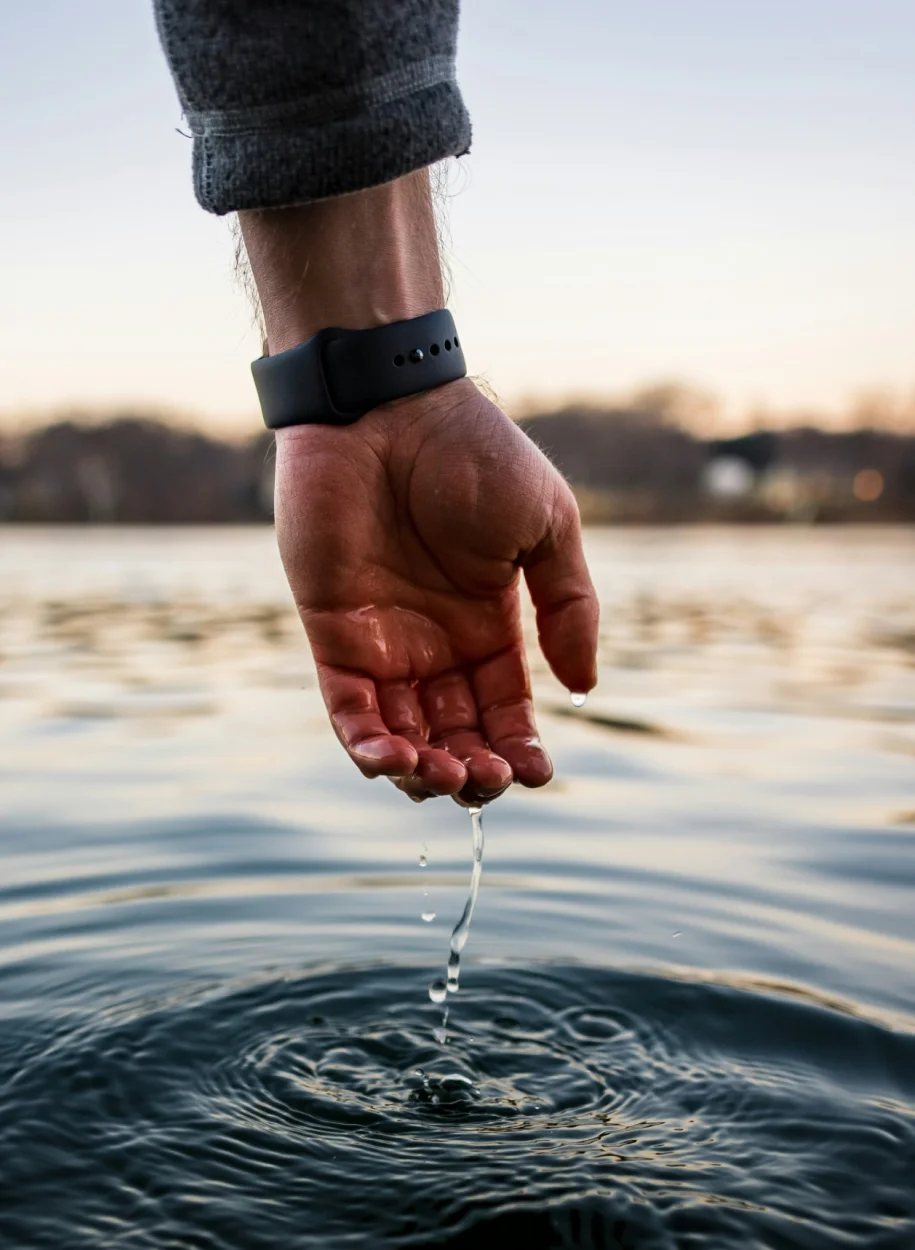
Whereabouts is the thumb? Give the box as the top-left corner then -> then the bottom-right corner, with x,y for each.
523,485 -> 600,695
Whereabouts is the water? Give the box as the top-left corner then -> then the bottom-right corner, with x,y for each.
420,843 -> 434,922
428,978 -> 448,1005
1,525 -> 914,1248
427,807 -> 485,1042
434,806 -> 484,1004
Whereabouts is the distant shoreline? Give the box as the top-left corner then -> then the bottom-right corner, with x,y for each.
2,408 -> 913,525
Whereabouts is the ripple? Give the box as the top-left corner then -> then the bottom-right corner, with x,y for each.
1,964 -> 913,1248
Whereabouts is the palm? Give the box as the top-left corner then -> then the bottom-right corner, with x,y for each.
274,380 -> 598,804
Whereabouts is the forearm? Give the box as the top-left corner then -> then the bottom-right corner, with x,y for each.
240,170 -> 444,355
154,0 -> 470,214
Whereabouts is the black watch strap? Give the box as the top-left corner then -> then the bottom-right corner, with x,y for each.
252,308 -> 467,430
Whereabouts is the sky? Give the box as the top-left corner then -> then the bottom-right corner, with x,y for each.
1,0 -> 914,432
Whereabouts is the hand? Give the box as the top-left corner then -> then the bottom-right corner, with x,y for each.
274,378 -> 599,805
239,171 -> 600,803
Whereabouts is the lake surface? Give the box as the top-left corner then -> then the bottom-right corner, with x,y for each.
1,525 -> 913,1249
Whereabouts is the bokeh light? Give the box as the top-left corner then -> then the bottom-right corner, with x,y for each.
853,468 -> 885,502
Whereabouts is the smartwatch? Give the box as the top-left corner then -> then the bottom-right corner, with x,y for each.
252,308 -> 466,430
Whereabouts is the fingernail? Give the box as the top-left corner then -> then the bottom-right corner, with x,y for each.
486,757 -> 513,790
352,738 -> 417,770
352,738 -> 392,761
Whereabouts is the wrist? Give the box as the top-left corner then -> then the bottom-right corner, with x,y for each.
239,170 -> 444,355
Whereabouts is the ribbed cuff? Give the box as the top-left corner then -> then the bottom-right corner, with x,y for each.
189,82 -> 471,215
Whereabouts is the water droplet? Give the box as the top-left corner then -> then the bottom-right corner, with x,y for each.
433,1005 -> 450,1044
672,930 -> 682,937
421,911 -> 436,923
441,1073 -> 473,1090
428,979 -> 448,1004
570,691 -> 588,708
419,854 -> 427,868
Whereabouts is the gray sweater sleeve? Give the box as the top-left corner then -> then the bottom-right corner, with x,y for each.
153,1 -> 471,215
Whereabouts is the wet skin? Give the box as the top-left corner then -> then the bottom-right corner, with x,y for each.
275,378 -> 599,806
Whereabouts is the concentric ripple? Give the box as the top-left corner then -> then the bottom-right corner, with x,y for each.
1,963 -> 913,1248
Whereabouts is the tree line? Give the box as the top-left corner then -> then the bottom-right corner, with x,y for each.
1,403 -> 913,524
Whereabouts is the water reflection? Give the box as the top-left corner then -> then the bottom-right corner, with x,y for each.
0,526 -> 913,1246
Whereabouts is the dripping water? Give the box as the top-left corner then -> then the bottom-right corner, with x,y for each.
428,807 -> 484,1036
446,806 -> 484,996
419,844 -> 434,922
570,691 -> 588,708
433,1013 -> 448,1045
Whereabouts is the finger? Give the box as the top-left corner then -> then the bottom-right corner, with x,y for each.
471,644 -> 553,788
421,669 -> 513,802
317,664 -> 419,779
523,490 -> 600,695
389,777 -> 434,803
377,680 -> 467,799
